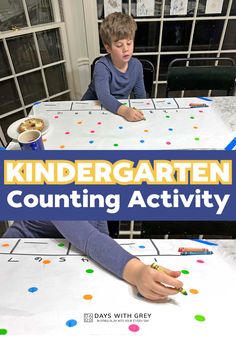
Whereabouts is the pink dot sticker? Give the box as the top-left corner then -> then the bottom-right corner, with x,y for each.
54,115 -> 59,119
197,259 -> 205,263
97,122 -> 102,125
65,132 -> 70,135
90,130 -> 95,133
128,324 -> 140,332
166,141 -> 171,145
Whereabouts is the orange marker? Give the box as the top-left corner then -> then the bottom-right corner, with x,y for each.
178,247 -> 209,252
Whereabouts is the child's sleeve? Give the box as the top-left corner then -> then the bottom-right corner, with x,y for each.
52,220 -> 135,278
93,62 -> 122,114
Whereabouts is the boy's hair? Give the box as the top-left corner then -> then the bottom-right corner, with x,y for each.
100,12 -> 137,47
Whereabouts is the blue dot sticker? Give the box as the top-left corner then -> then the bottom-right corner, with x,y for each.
66,319 -> 77,327
139,245 -> 145,249
89,140 -> 94,144
140,139 -> 145,143
28,287 -> 38,293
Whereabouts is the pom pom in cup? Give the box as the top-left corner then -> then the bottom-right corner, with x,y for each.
18,130 -> 45,151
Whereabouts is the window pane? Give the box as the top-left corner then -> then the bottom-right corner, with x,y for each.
7,34 -> 39,73
222,20 -> 236,50
50,92 -> 71,101
18,71 -> 46,105
197,0 -> 229,16
0,0 -> 27,32
134,55 -> 157,77
131,0 -> 162,18
0,79 -> 21,115
164,0 -> 196,17
44,64 -> 68,96
159,54 -> 188,81
1,110 -> 25,143
37,29 -> 63,65
192,20 -> 224,50
135,22 -> 160,52
26,0 -> 54,25
230,0 -> 236,15
0,41 -> 11,78
162,21 -> 192,51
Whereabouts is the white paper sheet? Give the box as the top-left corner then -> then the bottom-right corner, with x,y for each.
1,238 -> 236,344
205,0 -> 224,14
170,0 -> 188,15
137,0 -> 155,17
104,0 -> 122,17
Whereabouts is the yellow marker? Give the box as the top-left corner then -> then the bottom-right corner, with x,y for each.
151,263 -> 188,296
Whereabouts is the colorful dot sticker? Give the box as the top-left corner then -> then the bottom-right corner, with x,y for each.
0,329 -> 7,335
138,245 -> 145,249
59,145 -> 65,149
77,121 -> 83,124
181,269 -> 189,274
2,243 -> 9,247
97,122 -> 102,125
118,126 -> 124,129
28,287 -> 38,293
89,140 -> 94,144
86,269 -> 94,274
128,324 -> 140,332
90,130 -> 95,133
197,259 -> 205,263
195,137 -> 200,141
166,141 -> 171,145
65,131 -> 70,135
190,116 -> 195,119
43,260 -> 51,264
193,126 -> 199,129
57,243 -> 65,247
195,314 -> 206,322
168,128 -> 173,131
165,115 -> 171,118
144,129 -> 149,132
199,110 -> 203,113
140,139 -> 145,143
83,294 -> 93,300
190,289 -> 199,294
66,319 -> 77,327
54,115 -> 59,119
113,143 -> 119,147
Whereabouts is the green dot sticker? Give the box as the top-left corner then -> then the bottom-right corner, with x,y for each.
57,243 -> 65,247
190,116 -> 195,119
165,115 -> 170,118
86,269 -> 94,274
0,328 -> 7,335
195,314 -> 206,322
181,269 -> 189,274
113,143 -> 119,147
195,137 -> 200,141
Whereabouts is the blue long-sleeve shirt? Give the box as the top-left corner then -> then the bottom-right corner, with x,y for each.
3,220 -> 135,279
82,55 -> 146,114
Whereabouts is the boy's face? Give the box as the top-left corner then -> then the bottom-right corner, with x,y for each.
105,38 -> 134,65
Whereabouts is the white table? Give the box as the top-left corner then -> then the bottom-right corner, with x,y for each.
7,97 -> 236,150
0,237 -> 235,352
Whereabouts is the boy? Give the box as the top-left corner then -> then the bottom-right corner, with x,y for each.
82,12 -> 146,122
3,220 -> 183,301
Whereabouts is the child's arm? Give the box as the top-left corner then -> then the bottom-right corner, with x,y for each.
123,258 -> 183,300
117,105 -> 145,122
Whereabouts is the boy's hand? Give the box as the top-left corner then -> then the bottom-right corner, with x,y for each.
117,105 -> 145,122
123,258 -> 183,301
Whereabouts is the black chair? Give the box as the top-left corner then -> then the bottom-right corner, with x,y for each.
90,56 -> 154,97
166,57 -> 236,97
141,221 -> 236,239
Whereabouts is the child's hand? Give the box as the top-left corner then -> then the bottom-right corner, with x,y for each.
117,105 -> 145,122
123,258 -> 183,301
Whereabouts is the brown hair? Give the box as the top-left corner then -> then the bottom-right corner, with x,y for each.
100,12 -> 137,47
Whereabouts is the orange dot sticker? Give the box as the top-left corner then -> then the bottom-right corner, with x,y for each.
2,243 -> 9,247
59,145 -> 65,149
43,260 -> 51,264
83,294 -> 93,300
144,129 -> 149,132
190,289 -> 199,294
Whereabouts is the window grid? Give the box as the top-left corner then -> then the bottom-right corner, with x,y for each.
96,0 -> 236,98
0,2 -> 72,140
